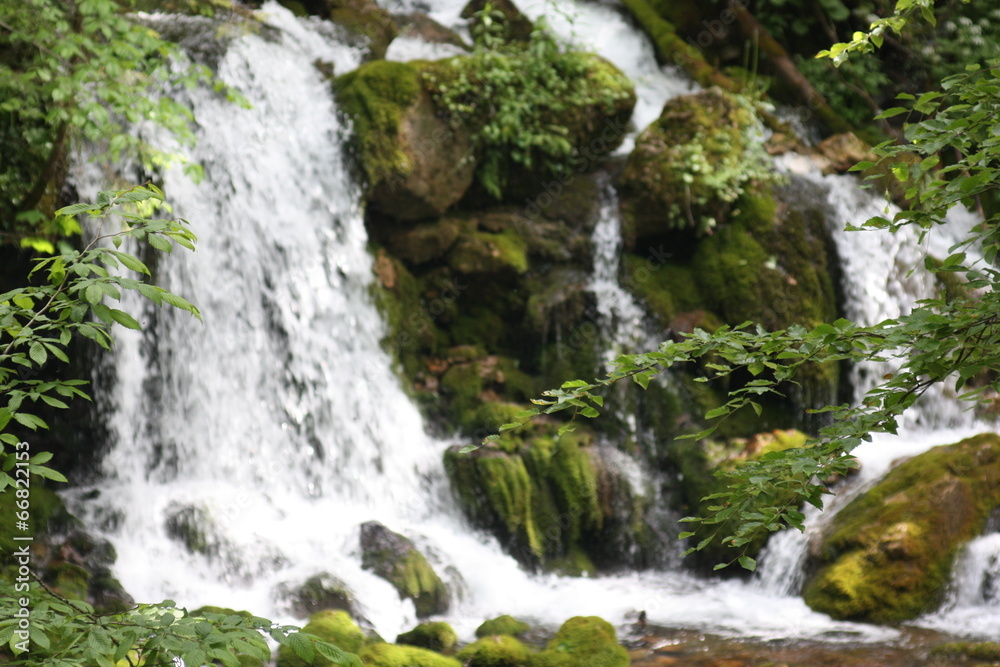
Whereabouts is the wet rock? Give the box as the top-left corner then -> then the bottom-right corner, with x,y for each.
618,87 -> 775,241
359,521 -> 449,617
812,132 -> 875,174
475,614 -> 531,638
802,433 -> 1000,623
277,572 -> 356,619
334,60 -> 477,221
394,12 -> 469,50
396,621 -> 458,653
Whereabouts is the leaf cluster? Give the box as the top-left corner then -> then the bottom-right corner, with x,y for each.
0,581 -> 361,667
0,184 -> 200,489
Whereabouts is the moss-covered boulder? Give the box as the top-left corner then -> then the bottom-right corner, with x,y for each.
334,60 -> 477,220
277,610 -> 367,667
444,431 -> 658,572
359,521 -> 449,617
802,433 -> 1000,623
474,615 -> 530,638
618,87 -> 775,240
396,621 -> 457,653
456,635 -> 533,667
360,643 -> 462,667
534,616 -> 628,667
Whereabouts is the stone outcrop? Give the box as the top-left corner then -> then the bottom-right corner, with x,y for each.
802,433 -> 1000,623
359,521 -> 449,617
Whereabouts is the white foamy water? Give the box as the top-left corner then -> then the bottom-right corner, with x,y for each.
61,0 -> 999,649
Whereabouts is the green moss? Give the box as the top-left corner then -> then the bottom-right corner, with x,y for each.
359,643 -> 463,667
803,433 -> 1000,623
396,622 -> 457,653
474,615 -> 530,638
620,88 -> 775,238
447,229 -> 528,276
277,610 -> 366,667
456,635 -> 532,667
445,429 -> 615,571
621,254 -> 706,329
334,61 -> 422,187
549,436 -> 602,539
534,616 -> 628,667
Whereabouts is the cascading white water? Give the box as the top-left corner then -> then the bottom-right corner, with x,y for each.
63,0 -> 1000,648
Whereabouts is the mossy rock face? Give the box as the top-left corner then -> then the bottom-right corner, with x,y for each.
444,431 -> 658,571
456,635 -> 532,667
534,616 -> 628,667
474,615 -> 530,638
396,621 -> 458,653
277,609 -> 367,667
802,433 -> 1000,623
359,521 -> 449,617
334,60 -> 476,220
619,87 -> 773,240
424,51 -> 634,205
671,430 -> 808,567
360,643 -> 463,667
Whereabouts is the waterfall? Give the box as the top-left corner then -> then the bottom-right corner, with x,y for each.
59,0 -> 1000,648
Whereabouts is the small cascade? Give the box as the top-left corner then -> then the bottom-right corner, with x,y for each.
590,183 -> 654,364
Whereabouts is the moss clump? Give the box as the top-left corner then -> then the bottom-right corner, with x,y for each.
619,88 -> 776,238
359,643 -> 463,667
474,615 -> 530,638
333,60 -> 421,187
0,485 -> 73,557
277,610 -> 366,667
396,622 -> 458,653
803,433 -> 1000,623
456,635 -> 532,667
447,229 -> 529,276
444,430 -> 617,571
534,616 -> 628,667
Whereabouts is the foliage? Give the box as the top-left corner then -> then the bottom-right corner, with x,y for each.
477,5 -> 1000,568
0,186 -> 360,666
422,5 -> 633,198
0,0 -> 243,245
0,582 -> 361,667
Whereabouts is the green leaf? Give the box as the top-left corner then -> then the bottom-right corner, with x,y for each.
285,632 -> 315,663
29,342 -> 47,367
109,309 -> 142,330
738,556 -> 757,571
